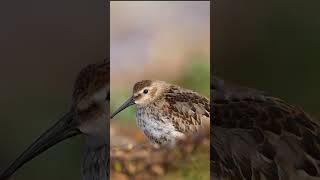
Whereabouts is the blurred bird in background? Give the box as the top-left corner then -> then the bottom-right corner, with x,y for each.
0,60 -> 110,180
212,76 -> 320,180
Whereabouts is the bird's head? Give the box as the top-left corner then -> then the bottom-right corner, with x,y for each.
110,80 -> 168,119
72,61 -> 109,136
0,60 -> 109,180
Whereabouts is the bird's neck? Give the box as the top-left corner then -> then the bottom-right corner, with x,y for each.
82,111 -> 109,178
86,131 -> 109,147
78,105 -> 109,145
82,140 -> 109,180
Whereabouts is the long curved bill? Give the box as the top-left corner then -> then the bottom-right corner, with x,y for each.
111,96 -> 135,119
0,112 -> 81,180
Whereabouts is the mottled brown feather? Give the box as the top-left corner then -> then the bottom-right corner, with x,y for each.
161,85 -> 210,133
212,76 -> 320,180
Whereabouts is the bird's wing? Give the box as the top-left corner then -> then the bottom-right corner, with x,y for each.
160,85 -> 210,133
212,76 -> 320,180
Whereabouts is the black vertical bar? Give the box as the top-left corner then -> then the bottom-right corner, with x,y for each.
106,0 -> 110,179
210,0 -> 214,179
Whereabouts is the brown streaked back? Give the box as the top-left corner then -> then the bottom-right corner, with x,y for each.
212,75 -> 320,180
163,85 -> 210,132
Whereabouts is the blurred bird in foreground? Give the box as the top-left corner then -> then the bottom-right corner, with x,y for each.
111,80 -> 210,147
212,76 -> 320,180
0,60 -> 109,180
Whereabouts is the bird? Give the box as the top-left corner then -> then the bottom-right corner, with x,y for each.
0,60 -> 110,180
212,76 -> 320,180
111,80 -> 210,147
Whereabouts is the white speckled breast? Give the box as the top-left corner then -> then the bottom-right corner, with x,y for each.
136,106 -> 184,146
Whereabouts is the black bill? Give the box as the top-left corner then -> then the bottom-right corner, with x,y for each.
110,96 -> 135,119
0,111 -> 81,180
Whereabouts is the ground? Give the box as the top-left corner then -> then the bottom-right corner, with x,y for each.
110,122 -> 210,180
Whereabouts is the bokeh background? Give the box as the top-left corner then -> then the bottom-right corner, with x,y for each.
110,1 -> 210,179
0,0 -> 106,179
2,0 -> 319,179
214,0 -> 320,121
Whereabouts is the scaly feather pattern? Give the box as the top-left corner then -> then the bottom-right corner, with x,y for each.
212,76 -> 320,180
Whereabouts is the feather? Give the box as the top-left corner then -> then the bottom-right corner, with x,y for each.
212,76 -> 320,180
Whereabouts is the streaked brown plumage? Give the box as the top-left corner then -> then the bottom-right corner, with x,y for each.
212,76 -> 320,180
111,80 -> 210,146
0,60 -> 109,180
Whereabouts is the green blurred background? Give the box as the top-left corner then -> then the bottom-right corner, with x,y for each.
0,0 -> 106,179
214,0 -> 320,120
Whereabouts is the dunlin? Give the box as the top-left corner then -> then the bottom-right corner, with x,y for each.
111,80 -> 210,147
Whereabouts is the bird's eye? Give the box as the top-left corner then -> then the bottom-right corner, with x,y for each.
143,89 -> 148,94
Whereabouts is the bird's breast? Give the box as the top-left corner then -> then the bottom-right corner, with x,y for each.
136,106 -> 183,145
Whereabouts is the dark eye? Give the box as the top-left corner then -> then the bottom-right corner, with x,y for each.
143,89 -> 148,94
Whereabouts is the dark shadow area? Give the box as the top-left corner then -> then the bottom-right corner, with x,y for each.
0,0 -> 108,179
212,1 -> 320,179
214,0 -> 320,113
